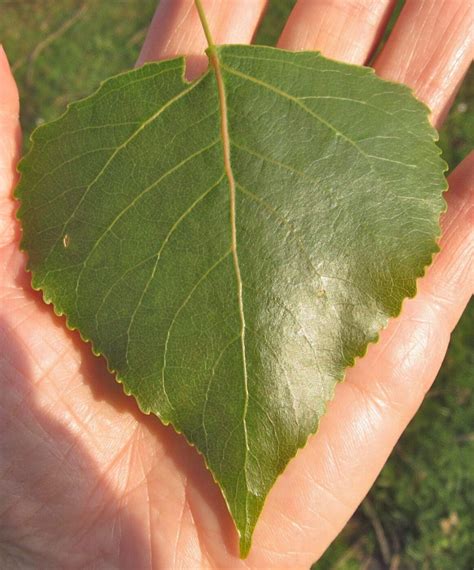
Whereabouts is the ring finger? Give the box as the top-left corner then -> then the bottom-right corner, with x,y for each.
280,0 -> 473,127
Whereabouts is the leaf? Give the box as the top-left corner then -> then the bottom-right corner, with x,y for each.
16,40 -> 446,556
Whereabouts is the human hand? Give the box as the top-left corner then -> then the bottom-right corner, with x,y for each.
0,0 -> 472,567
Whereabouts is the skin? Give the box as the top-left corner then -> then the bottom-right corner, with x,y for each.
0,0 -> 472,567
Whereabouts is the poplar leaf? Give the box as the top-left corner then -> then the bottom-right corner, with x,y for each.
16,44 -> 446,556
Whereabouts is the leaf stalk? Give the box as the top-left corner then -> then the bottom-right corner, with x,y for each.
194,0 -> 216,52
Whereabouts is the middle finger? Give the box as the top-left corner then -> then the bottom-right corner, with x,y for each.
279,0 -> 396,64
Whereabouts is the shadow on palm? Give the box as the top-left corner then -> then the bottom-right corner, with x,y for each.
0,316 -> 148,565
6,264 -> 239,557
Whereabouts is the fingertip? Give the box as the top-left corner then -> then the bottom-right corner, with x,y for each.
0,44 -> 20,117
0,44 -> 7,66
0,43 -> 21,205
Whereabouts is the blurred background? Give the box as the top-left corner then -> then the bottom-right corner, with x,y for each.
1,1 -> 472,568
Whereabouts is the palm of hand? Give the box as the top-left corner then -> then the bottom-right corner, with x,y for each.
0,1 -> 472,568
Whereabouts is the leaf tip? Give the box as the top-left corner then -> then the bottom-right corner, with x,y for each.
239,531 -> 253,559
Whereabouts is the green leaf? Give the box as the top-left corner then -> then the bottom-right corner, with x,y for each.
16,42 -> 446,556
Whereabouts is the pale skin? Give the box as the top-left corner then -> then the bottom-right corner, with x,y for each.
0,0 -> 472,567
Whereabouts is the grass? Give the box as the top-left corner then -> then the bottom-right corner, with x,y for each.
1,1 -> 472,567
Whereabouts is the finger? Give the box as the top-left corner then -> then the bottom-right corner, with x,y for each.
247,154 -> 473,567
416,153 -> 474,331
374,0 -> 474,127
0,46 -> 20,195
278,0 -> 397,64
137,0 -> 268,78
0,45 -> 21,249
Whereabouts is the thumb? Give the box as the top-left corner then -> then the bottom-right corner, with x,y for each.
0,45 -> 21,249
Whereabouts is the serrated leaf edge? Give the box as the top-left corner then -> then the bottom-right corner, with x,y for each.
14,44 -> 449,559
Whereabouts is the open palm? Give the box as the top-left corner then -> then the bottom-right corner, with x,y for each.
1,1 -> 472,568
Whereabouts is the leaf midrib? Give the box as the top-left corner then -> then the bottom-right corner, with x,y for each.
207,46 -> 252,538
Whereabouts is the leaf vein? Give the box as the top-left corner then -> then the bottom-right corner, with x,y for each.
40,77 -> 204,275
122,172 -> 225,362
160,251 -> 232,412
74,139 -> 221,316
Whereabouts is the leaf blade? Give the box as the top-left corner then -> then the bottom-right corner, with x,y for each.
16,45 -> 447,557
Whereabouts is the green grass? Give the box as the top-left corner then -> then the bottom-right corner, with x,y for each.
1,1 -> 472,567
2,0 -> 157,142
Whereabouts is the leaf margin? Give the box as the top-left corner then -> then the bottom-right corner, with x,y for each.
14,44 -> 449,559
